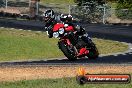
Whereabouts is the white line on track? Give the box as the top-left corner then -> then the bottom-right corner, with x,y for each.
129,52 -> 132,54
10,28 -> 15,30
113,54 -> 118,56
121,53 -> 126,55
0,27 -> 4,28
18,29 -> 23,30
36,31 -> 41,33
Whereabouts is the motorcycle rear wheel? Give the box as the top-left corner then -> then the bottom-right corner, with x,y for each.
87,42 -> 99,59
88,47 -> 99,59
58,41 -> 77,61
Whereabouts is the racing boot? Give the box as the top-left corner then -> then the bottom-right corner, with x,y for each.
77,48 -> 89,57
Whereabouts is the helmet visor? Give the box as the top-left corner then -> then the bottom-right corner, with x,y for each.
44,17 -> 50,22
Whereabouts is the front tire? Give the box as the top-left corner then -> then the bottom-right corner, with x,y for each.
58,41 -> 77,61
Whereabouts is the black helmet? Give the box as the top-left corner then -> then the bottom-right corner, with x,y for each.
43,10 -> 55,22
66,14 -> 73,22
60,14 -> 73,23
60,14 -> 67,22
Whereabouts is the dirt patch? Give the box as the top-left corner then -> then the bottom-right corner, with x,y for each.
0,7 -> 21,14
0,65 -> 132,82
107,17 -> 132,24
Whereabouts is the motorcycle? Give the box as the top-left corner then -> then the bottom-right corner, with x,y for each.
52,23 -> 99,61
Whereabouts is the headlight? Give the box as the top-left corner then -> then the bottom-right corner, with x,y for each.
59,28 -> 64,34
53,32 -> 59,38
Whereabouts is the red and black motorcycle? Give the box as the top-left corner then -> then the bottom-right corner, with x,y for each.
52,23 -> 99,61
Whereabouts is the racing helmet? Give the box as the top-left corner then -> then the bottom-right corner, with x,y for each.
60,14 -> 67,22
43,9 -> 55,22
66,14 -> 73,22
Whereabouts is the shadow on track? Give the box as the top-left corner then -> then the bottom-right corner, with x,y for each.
0,52 -> 132,66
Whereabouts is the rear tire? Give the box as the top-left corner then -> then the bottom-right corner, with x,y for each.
87,43 -> 99,59
58,41 -> 77,61
88,47 -> 99,59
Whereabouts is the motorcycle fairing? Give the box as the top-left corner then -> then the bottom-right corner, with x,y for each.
53,23 -> 64,31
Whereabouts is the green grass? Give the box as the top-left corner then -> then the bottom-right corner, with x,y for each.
93,38 -> 128,55
0,77 -> 132,88
0,28 -> 63,61
0,28 -> 128,61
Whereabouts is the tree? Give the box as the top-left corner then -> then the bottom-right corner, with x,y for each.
0,0 -> 5,7
116,0 -> 132,19
74,0 -> 105,6
117,0 -> 132,9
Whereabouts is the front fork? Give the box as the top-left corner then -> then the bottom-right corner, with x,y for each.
61,38 -> 79,56
73,46 -> 79,55
65,39 -> 89,57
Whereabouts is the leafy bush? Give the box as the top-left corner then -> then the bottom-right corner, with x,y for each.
115,9 -> 132,19
116,0 -> 132,19
74,0 -> 105,6
116,0 -> 132,9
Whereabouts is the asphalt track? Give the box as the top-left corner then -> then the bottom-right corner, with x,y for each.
0,18 -> 132,66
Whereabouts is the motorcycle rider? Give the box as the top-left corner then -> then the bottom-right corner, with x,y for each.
43,10 -> 89,57
43,9 -> 61,38
44,10 -> 87,38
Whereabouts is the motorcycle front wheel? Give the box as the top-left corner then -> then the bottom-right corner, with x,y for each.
58,41 -> 77,61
